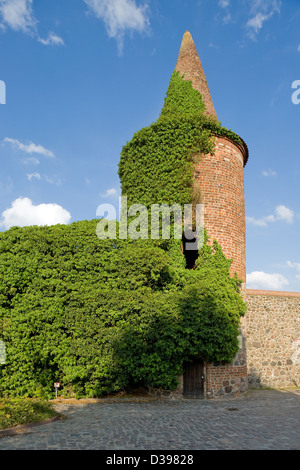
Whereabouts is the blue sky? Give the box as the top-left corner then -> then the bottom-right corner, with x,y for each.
0,0 -> 299,292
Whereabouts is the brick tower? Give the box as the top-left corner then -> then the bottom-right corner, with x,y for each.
149,32 -> 299,400
176,32 -> 248,398
176,32 -> 249,285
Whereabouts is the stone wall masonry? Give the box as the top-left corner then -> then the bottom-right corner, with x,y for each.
149,289 -> 300,399
245,290 -> 300,389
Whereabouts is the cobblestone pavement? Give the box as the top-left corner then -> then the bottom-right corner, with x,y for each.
0,389 -> 299,450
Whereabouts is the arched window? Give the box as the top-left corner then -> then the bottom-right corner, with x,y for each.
182,229 -> 199,270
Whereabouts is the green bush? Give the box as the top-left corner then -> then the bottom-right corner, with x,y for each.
0,221 -> 246,397
0,398 -> 58,429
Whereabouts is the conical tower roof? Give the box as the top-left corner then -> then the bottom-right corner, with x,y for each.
175,31 -> 218,119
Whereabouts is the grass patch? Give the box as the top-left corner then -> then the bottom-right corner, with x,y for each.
0,399 -> 59,430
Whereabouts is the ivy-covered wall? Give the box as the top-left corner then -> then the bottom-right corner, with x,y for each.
0,220 -> 246,398
118,71 -> 243,209
0,72 -> 247,399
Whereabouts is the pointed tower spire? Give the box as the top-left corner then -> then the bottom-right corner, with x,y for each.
175,31 -> 218,120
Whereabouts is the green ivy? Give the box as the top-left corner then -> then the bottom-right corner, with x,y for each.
0,221 -> 246,398
158,69 -> 206,120
118,71 -> 243,209
0,70 -> 247,398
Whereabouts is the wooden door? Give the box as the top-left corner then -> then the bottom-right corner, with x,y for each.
183,358 -> 205,398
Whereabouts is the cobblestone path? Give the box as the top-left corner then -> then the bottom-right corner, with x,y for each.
0,389 -> 299,450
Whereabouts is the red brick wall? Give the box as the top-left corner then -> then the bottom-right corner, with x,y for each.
193,135 -> 246,282
205,325 -> 248,398
206,363 -> 248,398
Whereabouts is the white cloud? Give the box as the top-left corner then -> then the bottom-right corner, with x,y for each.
246,0 -> 281,39
4,137 -> 55,158
246,204 -> 294,226
101,187 -> 118,197
0,1 -> 62,46
247,271 -> 289,290
45,175 -> 63,186
246,215 -> 272,227
27,172 -> 41,181
286,261 -> 300,281
287,260 -> 300,271
38,32 -> 64,46
0,197 -> 71,230
0,0 -> 37,33
275,205 -> 294,223
297,44 -> 300,52
217,0 -> 231,23
247,12 -> 270,34
22,156 -> 40,165
262,168 -> 277,176
83,0 -> 150,53
222,12 -> 231,24
26,173 -> 62,185
219,0 -> 230,7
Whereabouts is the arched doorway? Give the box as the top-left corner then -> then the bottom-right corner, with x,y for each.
183,358 -> 205,398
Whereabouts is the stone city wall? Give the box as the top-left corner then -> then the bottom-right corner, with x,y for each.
245,290 -> 300,389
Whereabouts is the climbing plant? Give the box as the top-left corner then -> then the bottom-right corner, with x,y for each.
0,71 -> 247,398
118,70 -> 243,209
0,221 -> 246,398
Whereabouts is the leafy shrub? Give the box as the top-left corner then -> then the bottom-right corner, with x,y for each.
0,221 -> 246,397
0,398 -> 58,429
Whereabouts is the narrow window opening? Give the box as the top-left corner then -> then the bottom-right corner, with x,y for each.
182,229 -> 199,270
